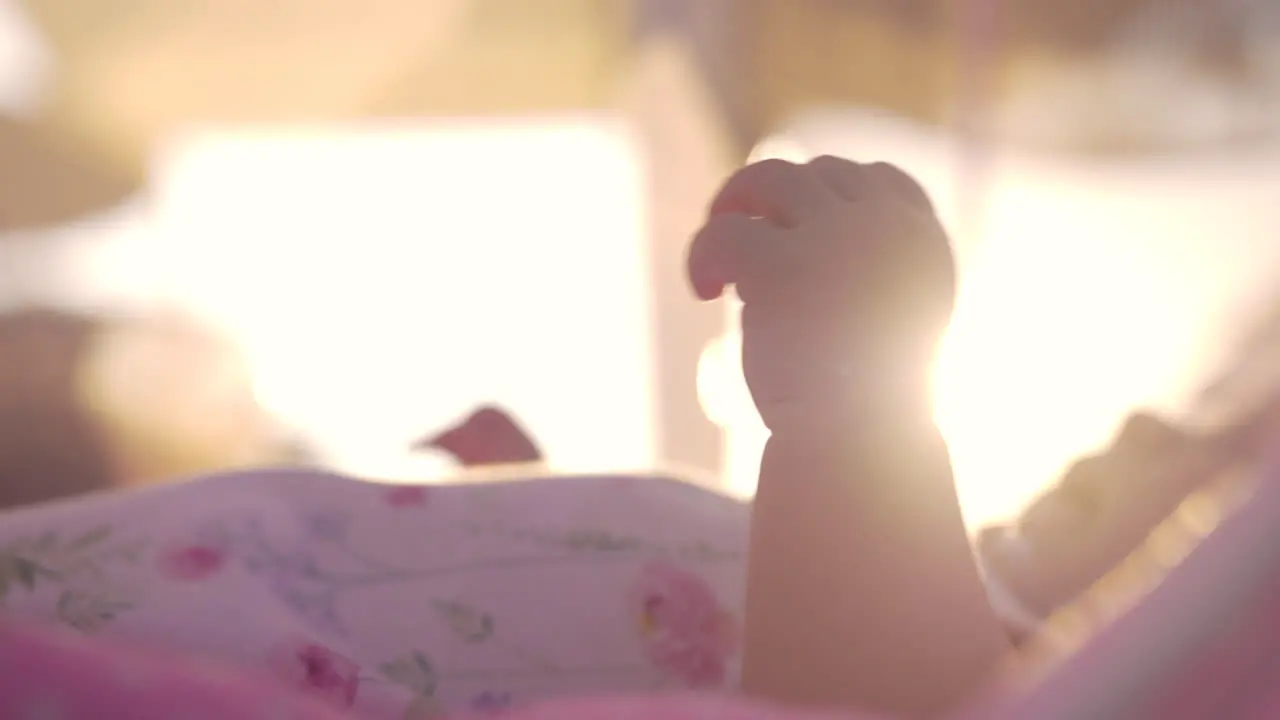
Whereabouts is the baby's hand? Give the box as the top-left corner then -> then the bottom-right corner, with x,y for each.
687,157 -> 955,430
413,406 -> 543,468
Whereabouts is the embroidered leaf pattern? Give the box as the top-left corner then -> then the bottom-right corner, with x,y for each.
561,530 -> 641,552
67,526 -> 112,550
381,650 -> 445,720
402,695 -> 443,720
0,555 -> 43,599
13,556 -> 39,589
432,599 -> 495,643
380,650 -> 437,696
0,524 -> 142,629
55,589 -> 134,633
465,523 -> 738,560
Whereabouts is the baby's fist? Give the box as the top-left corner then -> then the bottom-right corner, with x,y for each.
687,157 -> 955,431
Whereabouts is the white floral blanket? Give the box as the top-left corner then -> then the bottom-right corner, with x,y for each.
0,469 -> 748,718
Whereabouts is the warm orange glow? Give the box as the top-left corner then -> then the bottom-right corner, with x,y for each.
48,112 -> 1280,528
708,114 -> 1280,529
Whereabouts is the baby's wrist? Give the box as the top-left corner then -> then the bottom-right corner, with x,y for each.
758,374 -> 936,440
755,351 -> 935,433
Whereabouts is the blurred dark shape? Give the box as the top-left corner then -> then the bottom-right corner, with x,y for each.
416,405 -> 543,468
0,306 -> 117,510
82,311 -> 292,485
979,412 -> 1196,621
0,114 -> 137,232
1036,414 -> 1189,532
992,301 -> 1280,644
0,307 -> 303,510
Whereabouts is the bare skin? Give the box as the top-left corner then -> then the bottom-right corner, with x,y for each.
415,405 -> 544,468
688,157 -> 1011,716
976,446 -> 1280,720
978,413 -> 1199,628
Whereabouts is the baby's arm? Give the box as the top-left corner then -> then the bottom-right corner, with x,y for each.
689,158 -> 1009,716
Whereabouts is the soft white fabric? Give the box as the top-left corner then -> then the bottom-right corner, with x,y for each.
0,466 -> 1040,716
0,469 -> 748,717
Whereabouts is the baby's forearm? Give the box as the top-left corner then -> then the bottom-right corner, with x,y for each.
741,407 -> 1010,717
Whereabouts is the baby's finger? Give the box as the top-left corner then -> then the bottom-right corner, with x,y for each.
807,155 -> 864,201
808,156 -> 936,217
863,161 -> 935,214
686,214 -> 786,301
707,158 -> 829,227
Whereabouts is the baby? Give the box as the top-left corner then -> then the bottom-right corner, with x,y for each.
0,157 -> 1009,719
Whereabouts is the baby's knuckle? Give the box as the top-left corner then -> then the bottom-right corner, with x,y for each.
867,162 -> 934,212
751,157 -> 797,171
808,154 -> 854,169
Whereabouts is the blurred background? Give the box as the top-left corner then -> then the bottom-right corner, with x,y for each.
2,0 -> 1279,535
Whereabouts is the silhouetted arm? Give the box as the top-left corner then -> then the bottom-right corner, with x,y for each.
743,393 -> 1009,717
685,156 -> 1010,716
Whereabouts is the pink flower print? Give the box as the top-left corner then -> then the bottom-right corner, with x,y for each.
385,485 -> 429,508
268,637 -> 361,708
157,542 -> 228,581
629,560 -> 739,688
